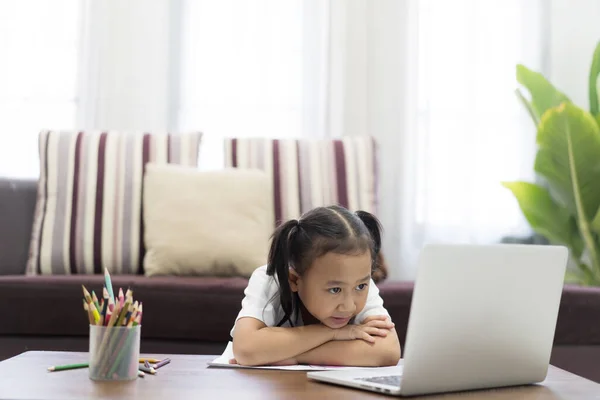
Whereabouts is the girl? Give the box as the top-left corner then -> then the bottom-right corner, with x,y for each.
230,205 -> 401,367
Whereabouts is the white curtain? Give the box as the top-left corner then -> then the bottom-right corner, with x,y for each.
395,0 -> 546,279
178,0 -> 332,170
0,0 -> 81,178
75,0 -> 174,133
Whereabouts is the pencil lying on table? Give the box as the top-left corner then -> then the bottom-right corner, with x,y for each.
48,359 -> 164,372
138,365 -> 157,375
154,358 -> 171,369
47,363 -> 89,372
139,358 -> 160,364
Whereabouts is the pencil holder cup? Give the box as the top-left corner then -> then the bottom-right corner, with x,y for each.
89,324 -> 141,381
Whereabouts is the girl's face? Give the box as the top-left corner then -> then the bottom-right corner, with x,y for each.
289,251 -> 372,329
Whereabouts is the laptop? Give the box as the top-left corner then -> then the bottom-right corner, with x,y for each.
307,244 -> 568,397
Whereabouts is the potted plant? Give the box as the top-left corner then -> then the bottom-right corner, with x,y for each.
503,41 -> 600,286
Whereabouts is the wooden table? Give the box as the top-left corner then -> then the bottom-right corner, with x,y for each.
0,351 -> 599,399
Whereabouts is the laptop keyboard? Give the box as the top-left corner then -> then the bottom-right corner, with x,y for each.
355,375 -> 402,387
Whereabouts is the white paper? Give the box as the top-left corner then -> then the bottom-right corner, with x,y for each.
207,342 -> 374,371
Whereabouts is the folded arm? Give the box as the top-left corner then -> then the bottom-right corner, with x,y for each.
232,317 -> 335,366
296,327 -> 401,367
232,314 -> 399,367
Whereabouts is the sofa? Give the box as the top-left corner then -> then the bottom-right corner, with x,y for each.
1,176 -> 600,383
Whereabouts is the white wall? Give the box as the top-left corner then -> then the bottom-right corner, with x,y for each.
548,0 -> 600,109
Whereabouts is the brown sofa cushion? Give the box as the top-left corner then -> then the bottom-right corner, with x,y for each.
554,284 -> 600,345
1,276 -> 598,348
377,282 -> 600,347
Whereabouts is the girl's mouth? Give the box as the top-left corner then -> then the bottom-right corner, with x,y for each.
329,316 -> 351,326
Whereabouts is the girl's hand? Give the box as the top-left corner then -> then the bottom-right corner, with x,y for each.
332,315 -> 395,343
361,315 -> 395,330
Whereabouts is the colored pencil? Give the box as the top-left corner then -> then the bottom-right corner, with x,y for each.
48,359 -> 160,373
48,363 -> 89,372
91,291 -> 100,310
128,302 -> 139,325
138,365 -> 156,374
104,268 -> 114,301
104,298 -> 114,326
136,303 -> 143,323
154,358 -> 171,369
89,302 -> 101,325
124,311 -> 132,326
82,285 -> 93,304
100,297 -> 108,326
138,370 -> 145,378
83,299 -> 93,325
139,358 -> 160,364
115,300 -> 131,327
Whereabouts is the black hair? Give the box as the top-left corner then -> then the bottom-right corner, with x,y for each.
266,205 -> 383,327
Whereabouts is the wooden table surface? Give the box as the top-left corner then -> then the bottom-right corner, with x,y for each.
0,351 -> 599,400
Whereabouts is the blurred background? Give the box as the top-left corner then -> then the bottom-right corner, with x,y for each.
1,0 -> 599,279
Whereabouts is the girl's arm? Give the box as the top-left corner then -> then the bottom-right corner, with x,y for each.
232,318 -> 334,366
296,324 -> 401,367
232,316 -> 391,366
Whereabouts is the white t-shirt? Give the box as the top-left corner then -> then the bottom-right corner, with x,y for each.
230,265 -> 391,337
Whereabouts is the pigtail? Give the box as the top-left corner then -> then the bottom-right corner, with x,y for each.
266,219 -> 300,327
355,210 -> 383,258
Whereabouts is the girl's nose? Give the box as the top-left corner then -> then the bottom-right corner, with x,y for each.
338,295 -> 355,313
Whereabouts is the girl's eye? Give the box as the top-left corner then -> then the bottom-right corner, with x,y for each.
328,287 -> 342,294
356,283 -> 368,291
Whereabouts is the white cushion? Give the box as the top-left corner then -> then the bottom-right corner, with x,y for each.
142,163 -> 273,277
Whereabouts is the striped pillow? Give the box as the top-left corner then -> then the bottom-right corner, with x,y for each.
224,136 -> 378,226
26,130 -> 202,275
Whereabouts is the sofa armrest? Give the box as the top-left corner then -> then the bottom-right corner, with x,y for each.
0,178 -> 37,275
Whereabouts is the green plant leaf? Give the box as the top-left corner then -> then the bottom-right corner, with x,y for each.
534,102 -> 600,275
564,269 -> 594,286
515,88 -> 539,126
588,41 -> 600,116
591,205 -> 600,233
535,103 -> 600,220
516,64 -> 570,122
502,181 -> 583,257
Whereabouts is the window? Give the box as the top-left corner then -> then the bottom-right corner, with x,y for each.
178,0 -> 308,169
0,1 -> 81,178
412,0 -> 544,243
